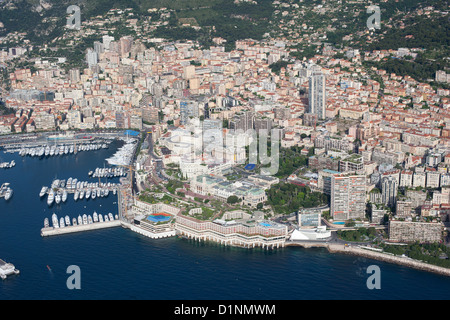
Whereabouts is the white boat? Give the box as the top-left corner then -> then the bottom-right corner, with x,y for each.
88,215 -> 93,224
72,217 -> 77,226
79,190 -> 85,200
99,214 -> 104,223
55,192 -> 61,204
65,215 -> 71,226
93,211 -> 98,222
115,214 -> 119,220
108,213 -> 114,221
104,214 -> 109,222
4,188 -> 13,201
74,190 -> 79,201
86,189 -> 91,199
82,214 -> 88,225
52,213 -> 59,228
91,190 -> 96,200
0,258 -> 20,279
47,190 -> 55,206
77,215 -> 82,225
39,186 -> 48,198
59,217 -> 65,228
62,190 -> 68,203
44,218 -> 49,228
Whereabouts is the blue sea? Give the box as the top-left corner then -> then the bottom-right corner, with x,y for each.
1,140 -> 450,300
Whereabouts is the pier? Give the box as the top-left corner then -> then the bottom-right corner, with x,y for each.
41,220 -> 122,237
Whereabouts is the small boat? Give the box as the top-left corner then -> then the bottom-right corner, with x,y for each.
44,218 -> 49,228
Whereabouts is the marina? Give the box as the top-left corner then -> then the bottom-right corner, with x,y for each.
42,178 -> 120,206
41,212 -> 121,237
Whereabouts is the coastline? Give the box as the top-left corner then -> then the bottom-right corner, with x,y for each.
286,242 -> 450,277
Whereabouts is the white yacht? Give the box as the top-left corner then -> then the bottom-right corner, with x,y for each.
98,214 -> 104,223
62,190 -> 68,203
82,214 -> 88,225
74,190 -> 79,201
52,213 -> 59,228
59,217 -> 65,228
88,215 -> 93,224
44,218 -> 49,228
4,188 -> 13,201
77,215 -> 82,225
72,217 -> 77,226
55,192 -> 61,205
47,190 -> 55,206
65,215 -> 71,226
79,190 -> 85,200
93,211 -> 98,222
108,213 -> 114,221
39,186 -> 48,198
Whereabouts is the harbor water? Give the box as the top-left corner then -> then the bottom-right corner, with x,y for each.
1,140 -> 450,300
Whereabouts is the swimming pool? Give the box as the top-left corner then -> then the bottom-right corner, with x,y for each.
332,222 -> 346,225
260,222 -> 272,227
147,213 -> 172,223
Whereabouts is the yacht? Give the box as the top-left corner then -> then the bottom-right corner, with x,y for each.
59,217 -> 65,228
104,214 -> 109,222
72,217 -> 77,226
88,215 -> 93,224
62,190 -> 68,203
47,190 -> 55,206
108,213 -> 114,221
44,218 -> 49,228
79,190 -> 85,200
85,189 -> 91,199
52,213 -> 59,228
4,187 -> 13,201
74,190 -> 79,201
39,186 -> 48,198
55,192 -> 61,205
65,215 -> 71,226
91,190 -> 96,200
82,214 -> 88,225
98,214 -> 104,223
115,214 -> 119,220
93,211 -> 98,222
77,215 -> 82,226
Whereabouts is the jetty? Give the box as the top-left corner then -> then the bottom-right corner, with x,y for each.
41,220 -> 122,237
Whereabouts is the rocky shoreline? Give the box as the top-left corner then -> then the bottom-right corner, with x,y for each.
286,242 -> 450,277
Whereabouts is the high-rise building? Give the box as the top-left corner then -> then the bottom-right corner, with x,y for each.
86,49 -> 98,68
331,174 -> 366,221
382,176 -> 398,207
308,71 -> 326,120
229,111 -> 254,132
69,68 -> 80,83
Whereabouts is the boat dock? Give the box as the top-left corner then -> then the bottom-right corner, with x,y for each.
41,220 -> 122,237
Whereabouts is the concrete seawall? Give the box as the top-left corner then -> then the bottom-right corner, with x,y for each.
327,244 -> 450,277
41,220 -> 122,237
285,241 -> 450,277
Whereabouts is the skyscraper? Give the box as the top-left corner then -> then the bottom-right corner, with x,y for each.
308,71 -> 326,120
382,176 -> 398,208
331,174 -> 366,221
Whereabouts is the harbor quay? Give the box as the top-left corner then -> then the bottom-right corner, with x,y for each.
41,220 -> 122,237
